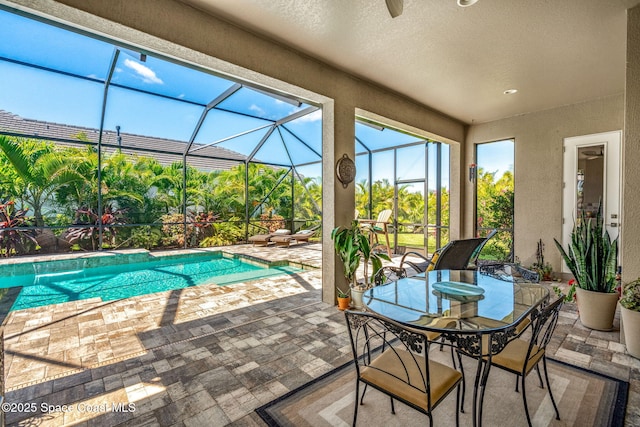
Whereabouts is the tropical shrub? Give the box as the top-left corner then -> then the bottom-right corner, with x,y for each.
193,211 -> 220,242
0,200 -> 38,257
65,205 -> 127,250
129,226 -> 163,250
160,213 -> 196,247
259,210 -> 286,232
199,221 -> 243,247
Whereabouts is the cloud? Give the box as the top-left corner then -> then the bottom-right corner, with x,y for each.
123,59 -> 163,84
296,109 -> 322,122
249,104 -> 266,116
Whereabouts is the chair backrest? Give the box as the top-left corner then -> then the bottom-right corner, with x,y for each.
344,310 -> 441,412
468,228 -> 497,266
432,237 -> 487,270
525,296 -> 564,361
375,209 -> 392,226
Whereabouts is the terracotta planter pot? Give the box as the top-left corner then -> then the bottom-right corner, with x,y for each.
337,296 -> 351,311
620,302 -> 640,359
575,287 -> 619,331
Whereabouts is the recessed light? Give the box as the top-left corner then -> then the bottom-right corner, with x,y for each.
457,0 -> 479,7
503,89 -> 518,95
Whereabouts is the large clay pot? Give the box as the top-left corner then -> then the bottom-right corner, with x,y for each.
620,303 -> 640,359
575,287 -> 619,331
351,288 -> 365,310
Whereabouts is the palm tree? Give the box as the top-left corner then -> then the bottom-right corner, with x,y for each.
0,136 -> 86,226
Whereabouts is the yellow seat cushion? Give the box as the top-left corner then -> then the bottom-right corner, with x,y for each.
426,252 -> 440,271
361,348 -> 462,411
490,338 -> 544,374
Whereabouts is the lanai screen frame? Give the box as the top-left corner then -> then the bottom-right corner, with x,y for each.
0,6 -> 324,251
0,7 -> 450,257
355,117 -> 450,256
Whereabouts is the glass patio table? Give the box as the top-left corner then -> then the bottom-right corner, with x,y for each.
363,269 -> 550,427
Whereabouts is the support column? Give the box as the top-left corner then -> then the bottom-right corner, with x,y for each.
622,5 -> 640,281
322,100 -> 355,304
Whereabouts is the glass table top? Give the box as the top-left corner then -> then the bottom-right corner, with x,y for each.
363,269 -> 549,333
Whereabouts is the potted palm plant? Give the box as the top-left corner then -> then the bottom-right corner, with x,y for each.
331,220 -> 390,309
554,204 -> 619,330
619,278 -> 640,358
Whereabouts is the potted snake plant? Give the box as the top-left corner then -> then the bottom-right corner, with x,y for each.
554,204 -> 619,330
619,278 -> 640,358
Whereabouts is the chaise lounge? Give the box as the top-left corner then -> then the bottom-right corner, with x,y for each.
248,229 -> 290,246
269,228 -> 318,247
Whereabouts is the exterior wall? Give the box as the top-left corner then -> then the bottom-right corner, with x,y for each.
466,95 -> 624,270
6,0 -> 465,302
623,5 -> 640,281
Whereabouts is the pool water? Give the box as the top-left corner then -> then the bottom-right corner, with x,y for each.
1,252 -> 303,311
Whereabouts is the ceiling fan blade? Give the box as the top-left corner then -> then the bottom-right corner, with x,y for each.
385,0 -> 403,18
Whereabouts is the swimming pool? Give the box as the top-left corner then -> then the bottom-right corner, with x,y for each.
0,251 -> 304,311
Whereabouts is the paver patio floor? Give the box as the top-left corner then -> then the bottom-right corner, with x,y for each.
1,243 -> 638,426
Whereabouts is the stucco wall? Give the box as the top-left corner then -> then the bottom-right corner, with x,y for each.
467,95 -> 624,271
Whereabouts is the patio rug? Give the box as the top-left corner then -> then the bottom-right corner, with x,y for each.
256,348 -> 628,427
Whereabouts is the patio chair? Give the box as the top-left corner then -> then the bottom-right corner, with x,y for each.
344,309 -> 463,427
247,229 -> 290,246
483,296 -> 564,427
269,226 -> 319,247
399,230 -> 497,275
359,209 -> 393,257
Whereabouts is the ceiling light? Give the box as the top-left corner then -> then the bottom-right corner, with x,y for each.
385,0 -> 403,18
503,89 -> 518,95
457,0 -> 479,6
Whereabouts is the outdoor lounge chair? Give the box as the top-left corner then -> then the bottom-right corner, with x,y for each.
269,227 -> 319,247
248,229 -> 290,246
359,209 -> 393,257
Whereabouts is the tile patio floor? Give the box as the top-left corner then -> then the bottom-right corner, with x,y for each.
1,243 -> 638,426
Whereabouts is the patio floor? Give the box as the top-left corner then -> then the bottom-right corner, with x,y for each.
1,243 -> 639,426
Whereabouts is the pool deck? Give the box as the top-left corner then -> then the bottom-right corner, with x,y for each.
1,244 -> 639,426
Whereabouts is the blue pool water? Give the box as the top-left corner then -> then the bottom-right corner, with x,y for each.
0,252 -> 302,311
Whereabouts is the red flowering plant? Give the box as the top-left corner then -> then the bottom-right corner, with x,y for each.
191,211 -> 220,243
65,205 -> 127,250
553,278 -> 577,303
0,199 -> 37,257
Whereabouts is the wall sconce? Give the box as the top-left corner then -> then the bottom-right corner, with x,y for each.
336,154 -> 356,188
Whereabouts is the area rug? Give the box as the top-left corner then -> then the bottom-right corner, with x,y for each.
256,348 -> 628,427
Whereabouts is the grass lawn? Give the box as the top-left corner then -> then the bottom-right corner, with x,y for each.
384,233 -> 437,253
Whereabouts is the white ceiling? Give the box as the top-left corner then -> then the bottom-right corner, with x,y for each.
178,0 -> 639,124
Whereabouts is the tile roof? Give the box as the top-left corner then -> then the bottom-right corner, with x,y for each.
0,110 -> 246,171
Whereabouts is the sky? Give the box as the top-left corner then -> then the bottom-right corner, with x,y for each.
0,8 -> 511,190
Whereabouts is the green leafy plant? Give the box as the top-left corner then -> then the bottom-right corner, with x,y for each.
129,226 -> 163,250
620,279 -> 640,312
331,220 -> 390,296
554,204 -> 618,294
0,200 -> 38,257
65,205 -> 127,250
199,221 -> 243,247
